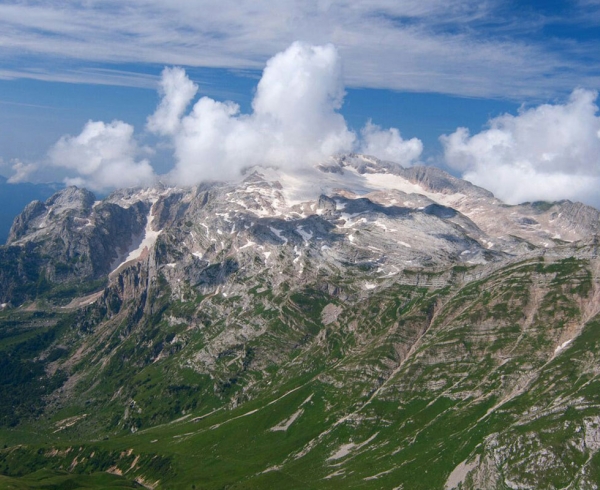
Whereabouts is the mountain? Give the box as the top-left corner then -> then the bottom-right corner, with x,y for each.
0,176 -> 64,245
1,154 -> 600,489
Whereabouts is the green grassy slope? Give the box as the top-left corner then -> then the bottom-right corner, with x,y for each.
1,255 -> 599,488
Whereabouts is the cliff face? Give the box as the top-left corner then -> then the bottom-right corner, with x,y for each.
1,187 -> 150,303
1,155 -> 600,489
0,177 -> 62,245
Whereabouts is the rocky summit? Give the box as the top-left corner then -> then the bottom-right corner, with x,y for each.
1,154 -> 600,489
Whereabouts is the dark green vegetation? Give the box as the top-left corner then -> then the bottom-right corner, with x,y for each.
0,310 -> 69,427
1,250 -> 600,489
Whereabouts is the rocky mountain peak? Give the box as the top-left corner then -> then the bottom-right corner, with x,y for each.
2,155 -> 600,489
7,187 -> 96,245
44,186 -> 95,212
6,199 -> 47,243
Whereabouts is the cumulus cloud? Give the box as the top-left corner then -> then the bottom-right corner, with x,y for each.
147,43 -> 354,183
7,160 -> 38,183
441,89 -> 600,206
146,67 -> 198,136
148,42 -> 418,185
251,42 -> 354,163
48,120 -> 156,192
40,42 -> 420,191
359,120 -> 423,166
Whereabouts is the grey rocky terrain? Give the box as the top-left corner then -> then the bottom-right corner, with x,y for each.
1,154 -> 600,489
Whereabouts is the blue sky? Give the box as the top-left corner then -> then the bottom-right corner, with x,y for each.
1,0 -> 600,205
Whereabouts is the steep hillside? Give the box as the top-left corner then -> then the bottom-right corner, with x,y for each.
1,155 -> 599,489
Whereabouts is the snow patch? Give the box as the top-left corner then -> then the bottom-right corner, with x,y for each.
293,246 -> 302,263
373,221 -> 388,232
335,200 -> 346,211
296,226 -> 313,243
269,227 -> 288,244
555,339 -> 573,354
111,205 -> 161,273
339,213 -> 361,228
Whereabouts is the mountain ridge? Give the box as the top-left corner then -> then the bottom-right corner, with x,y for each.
0,178 -> 64,245
1,154 -> 600,489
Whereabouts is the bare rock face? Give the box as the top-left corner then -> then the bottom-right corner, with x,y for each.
0,187 -> 151,302
7,200 -> 47,242
7,187 -> 95,243
3,154 -> 600,305
321,303 -> 343,325
2,154 -> 600,489
317,194 -> 337,215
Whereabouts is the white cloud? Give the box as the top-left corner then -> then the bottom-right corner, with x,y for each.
0,67 -> 159,89
359,121 -> 422,166
48,120 -> 156,192
441,88 -> 600,206
0,1 -> 598,99
252,42 -> 352,160
150,42 -> 413,185
39,42 -> 417,191
7,160 -> 38,183
146,67 -> 198,136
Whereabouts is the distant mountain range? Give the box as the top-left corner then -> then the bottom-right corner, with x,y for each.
0,175 -> 63,244
1,155 -> 600,489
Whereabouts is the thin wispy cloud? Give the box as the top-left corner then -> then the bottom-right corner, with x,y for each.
0,67 -> 159,89
0,1 -> 599,99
